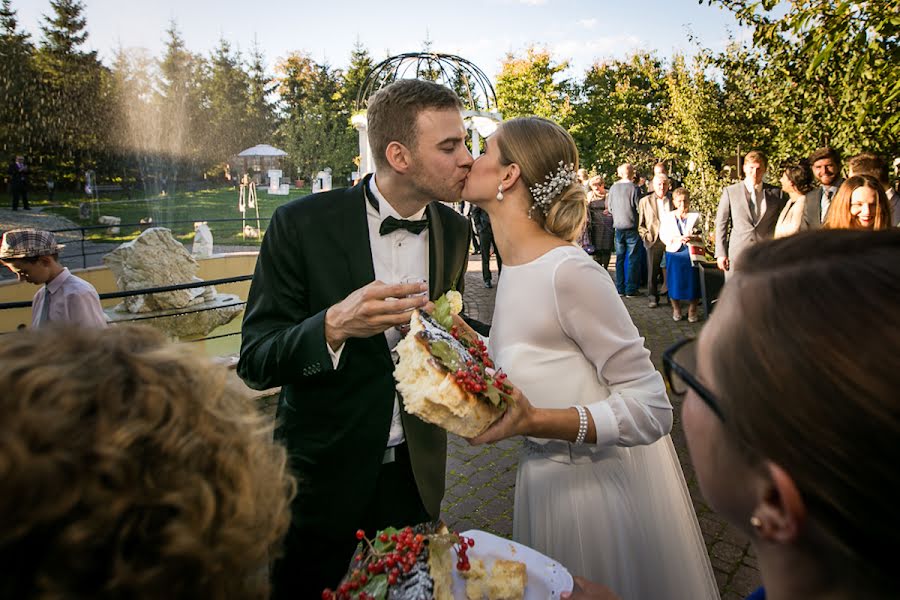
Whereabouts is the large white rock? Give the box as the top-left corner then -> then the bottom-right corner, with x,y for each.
103,227 -> 207,313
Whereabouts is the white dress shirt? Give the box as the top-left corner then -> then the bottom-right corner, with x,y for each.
31,268 -> 108,329
327,175 -> 429,447
743,179 -> 765,222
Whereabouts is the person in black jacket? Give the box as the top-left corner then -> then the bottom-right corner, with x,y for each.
237,79 -> 485,600
8,155 -> 29,211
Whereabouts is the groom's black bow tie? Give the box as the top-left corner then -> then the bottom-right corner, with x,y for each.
366,184 -> 429,236
379,215 -> 429,236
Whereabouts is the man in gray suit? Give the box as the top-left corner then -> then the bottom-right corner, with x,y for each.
715,150 -> 787,276
805,147 -> 844,228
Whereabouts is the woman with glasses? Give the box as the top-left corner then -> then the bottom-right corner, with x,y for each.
565,228 -> 900,600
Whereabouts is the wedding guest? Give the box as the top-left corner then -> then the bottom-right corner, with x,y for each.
823,175 -> 892,230
714,150 -> 786,277
847,153 -> 898,226
638,173 -> 673,308
461,117 -> 718,599
660,188 -> 703,322
585,175 -> 614,270
7,154 -> 29,210
805,147 -> 843,227
0,229 -> 107,328
0,325 -> 296,600
608,163 -> 643,296
566,228 -> 900,600
774,159 -> 814,238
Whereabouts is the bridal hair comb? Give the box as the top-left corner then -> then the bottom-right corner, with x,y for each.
528,161 -> 577,219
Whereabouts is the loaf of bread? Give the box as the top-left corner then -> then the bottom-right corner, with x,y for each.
394,309 -> 509,438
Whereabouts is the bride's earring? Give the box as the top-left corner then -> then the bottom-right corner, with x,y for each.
496,183 -> 504,202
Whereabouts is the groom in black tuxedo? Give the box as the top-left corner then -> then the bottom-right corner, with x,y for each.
237,79 -> 476,599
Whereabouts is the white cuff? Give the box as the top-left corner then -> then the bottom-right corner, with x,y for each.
586,402 -> 619,447
326,341 -> 345,369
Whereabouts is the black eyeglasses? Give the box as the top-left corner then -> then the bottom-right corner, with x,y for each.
662,337 -> 726,422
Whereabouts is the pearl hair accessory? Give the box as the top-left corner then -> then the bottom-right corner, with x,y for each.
496,183 -> 504,201
528,161 -> 578,219
574,405 -> 589,445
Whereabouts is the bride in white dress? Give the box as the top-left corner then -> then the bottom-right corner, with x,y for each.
458,117 -> 719,600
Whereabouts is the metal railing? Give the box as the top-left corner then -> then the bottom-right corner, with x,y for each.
0,275 -> 253,344
47,217 -> 271,269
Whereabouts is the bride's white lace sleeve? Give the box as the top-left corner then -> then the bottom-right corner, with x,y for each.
553,256 -> 673,447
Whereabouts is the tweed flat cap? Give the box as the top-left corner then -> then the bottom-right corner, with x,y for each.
0,229 -> 65,259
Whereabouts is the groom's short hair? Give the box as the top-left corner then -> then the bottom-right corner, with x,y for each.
367,79 -> 463,170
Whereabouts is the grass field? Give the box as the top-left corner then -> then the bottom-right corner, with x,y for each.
32,186 -> 311,245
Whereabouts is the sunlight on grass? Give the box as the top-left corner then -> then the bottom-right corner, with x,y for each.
39,186 -> 312,246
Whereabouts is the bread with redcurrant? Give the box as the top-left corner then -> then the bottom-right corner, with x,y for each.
394,309 -> 510,438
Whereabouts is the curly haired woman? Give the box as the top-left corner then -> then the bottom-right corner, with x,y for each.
0,325 -> 295,600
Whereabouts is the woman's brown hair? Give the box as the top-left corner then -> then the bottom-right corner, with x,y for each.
706,229 -> 900,591
495,117 -> 587,242
0,325 -> 296,599
823,174 -> 892,230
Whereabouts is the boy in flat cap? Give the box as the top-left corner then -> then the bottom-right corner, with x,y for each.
0,229 -> 107,328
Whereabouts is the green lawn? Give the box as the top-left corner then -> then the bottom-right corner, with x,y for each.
34,187 -> 311,245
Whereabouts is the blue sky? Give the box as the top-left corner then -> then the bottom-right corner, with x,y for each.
16,0 -> 749,79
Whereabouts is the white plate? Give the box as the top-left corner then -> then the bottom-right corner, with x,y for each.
451,530 -> 574,600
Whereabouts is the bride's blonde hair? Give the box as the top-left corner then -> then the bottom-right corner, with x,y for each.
495,117 -> 587,242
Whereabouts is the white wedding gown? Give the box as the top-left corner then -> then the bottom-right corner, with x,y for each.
489,246 -> 719,600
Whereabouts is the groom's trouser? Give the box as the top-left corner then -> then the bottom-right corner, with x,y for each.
270,442 -> 430,600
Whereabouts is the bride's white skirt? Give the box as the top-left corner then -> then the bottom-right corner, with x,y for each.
513,436 -> 719,600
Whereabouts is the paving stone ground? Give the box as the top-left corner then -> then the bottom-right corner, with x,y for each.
1,205 -> 759,598
443,253 -> 760,599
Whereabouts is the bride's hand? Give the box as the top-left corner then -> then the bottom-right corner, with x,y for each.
467,385 -> 535,445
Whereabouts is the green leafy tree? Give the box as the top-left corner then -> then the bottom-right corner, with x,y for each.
569,51 -> 666,177
705,0 -> 900,159
654,54 -> 732,223
495,47 -> 572,123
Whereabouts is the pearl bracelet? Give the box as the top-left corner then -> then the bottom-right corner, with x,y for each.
574,405 -> 588,446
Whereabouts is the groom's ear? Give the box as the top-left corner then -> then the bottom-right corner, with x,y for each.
385,141 -> 411,173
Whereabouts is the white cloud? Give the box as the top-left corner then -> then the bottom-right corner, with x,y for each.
551,34 -> 646,73
578,18 -> 597,29
518,0 -> 548,5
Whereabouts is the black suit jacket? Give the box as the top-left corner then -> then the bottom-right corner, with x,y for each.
237,174 -> 471,535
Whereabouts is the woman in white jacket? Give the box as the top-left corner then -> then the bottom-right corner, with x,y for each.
660,188 -> 704,322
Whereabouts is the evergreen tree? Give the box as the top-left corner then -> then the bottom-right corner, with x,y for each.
343,39 -> 373,114
34,0 -> 109,186
246,38 -> 275,147
156,21 -> 206,187
204,37 -> 253,170
0,0 -> 37,158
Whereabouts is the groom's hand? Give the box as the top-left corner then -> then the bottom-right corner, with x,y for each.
325,280 -> 429,350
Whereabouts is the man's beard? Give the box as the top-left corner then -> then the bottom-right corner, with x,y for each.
410,169 -> 462,204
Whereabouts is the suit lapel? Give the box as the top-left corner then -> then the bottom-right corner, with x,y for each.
346,175 -> 377,291
426,202 -> 445,300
